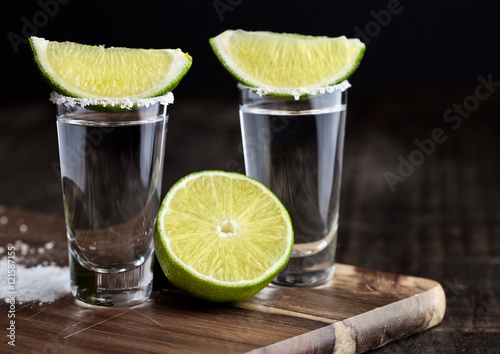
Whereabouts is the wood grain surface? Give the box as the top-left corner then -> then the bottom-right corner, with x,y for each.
1,83 -> 499,352
0,208 -> 444,353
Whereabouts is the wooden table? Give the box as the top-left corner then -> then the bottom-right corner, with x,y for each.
1,83 -> 499,352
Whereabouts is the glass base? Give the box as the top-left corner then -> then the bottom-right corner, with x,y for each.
272,265 -> 335,287
69,252 -> 154,307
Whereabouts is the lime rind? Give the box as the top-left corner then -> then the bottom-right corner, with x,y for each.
29,36 -> 192,106
209,30 -> 365,99
154,170 -> 294,303
155,224 -> 283,302
159,171 -> 292,285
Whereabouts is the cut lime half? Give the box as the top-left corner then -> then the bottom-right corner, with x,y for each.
29,37 -> 192,101
209,30 -> 365,97
154,171 -> 294,302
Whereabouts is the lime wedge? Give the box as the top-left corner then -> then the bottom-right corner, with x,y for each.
154,171 -> 293,302
210,29 -> 365,92
29,36 -> 192,99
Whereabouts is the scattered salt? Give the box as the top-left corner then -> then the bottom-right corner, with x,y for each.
6,240 -> 52,264
0,258 -> 70,304
0,240 -> 70,304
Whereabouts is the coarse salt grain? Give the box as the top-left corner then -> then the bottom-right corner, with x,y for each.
0,240 -> 70,304
241,80 -> 351,100
50,91 -> 174,109
20,243 -> 29,256
0,258 -> 70,304
2,240 -> 55,263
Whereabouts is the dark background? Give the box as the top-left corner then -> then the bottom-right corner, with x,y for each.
1,2 -> 500,352
2,0 -> 500,100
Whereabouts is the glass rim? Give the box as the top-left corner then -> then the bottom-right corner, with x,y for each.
237,80 -> 350,100
49,91 -> 174,110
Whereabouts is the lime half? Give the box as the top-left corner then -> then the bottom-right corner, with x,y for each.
29,36 -> 192,100
210,29 -> 365,93
154,171 -> 293,302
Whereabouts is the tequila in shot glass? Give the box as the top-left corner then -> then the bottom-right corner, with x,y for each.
239,82 -> 349,287
53,93 -> 172,306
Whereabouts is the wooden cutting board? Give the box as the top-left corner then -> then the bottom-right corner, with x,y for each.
0,208 -> 445,353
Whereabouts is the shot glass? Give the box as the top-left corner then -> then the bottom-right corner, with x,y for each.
53,93 -> 172,306
238,83 -> 349,287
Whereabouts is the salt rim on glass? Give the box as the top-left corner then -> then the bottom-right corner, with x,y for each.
49,91 -> 175,110
238,80 -> 351,100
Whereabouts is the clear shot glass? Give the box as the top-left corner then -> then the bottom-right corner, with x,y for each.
52,93 -> 172,306
238,83 -> 349,287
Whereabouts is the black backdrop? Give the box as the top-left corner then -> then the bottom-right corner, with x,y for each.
2,0 -> 500,101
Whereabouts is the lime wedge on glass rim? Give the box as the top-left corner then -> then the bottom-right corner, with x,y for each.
154,171 -> 294,303
209,29 -> 365,97
28,36 -> 192,105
